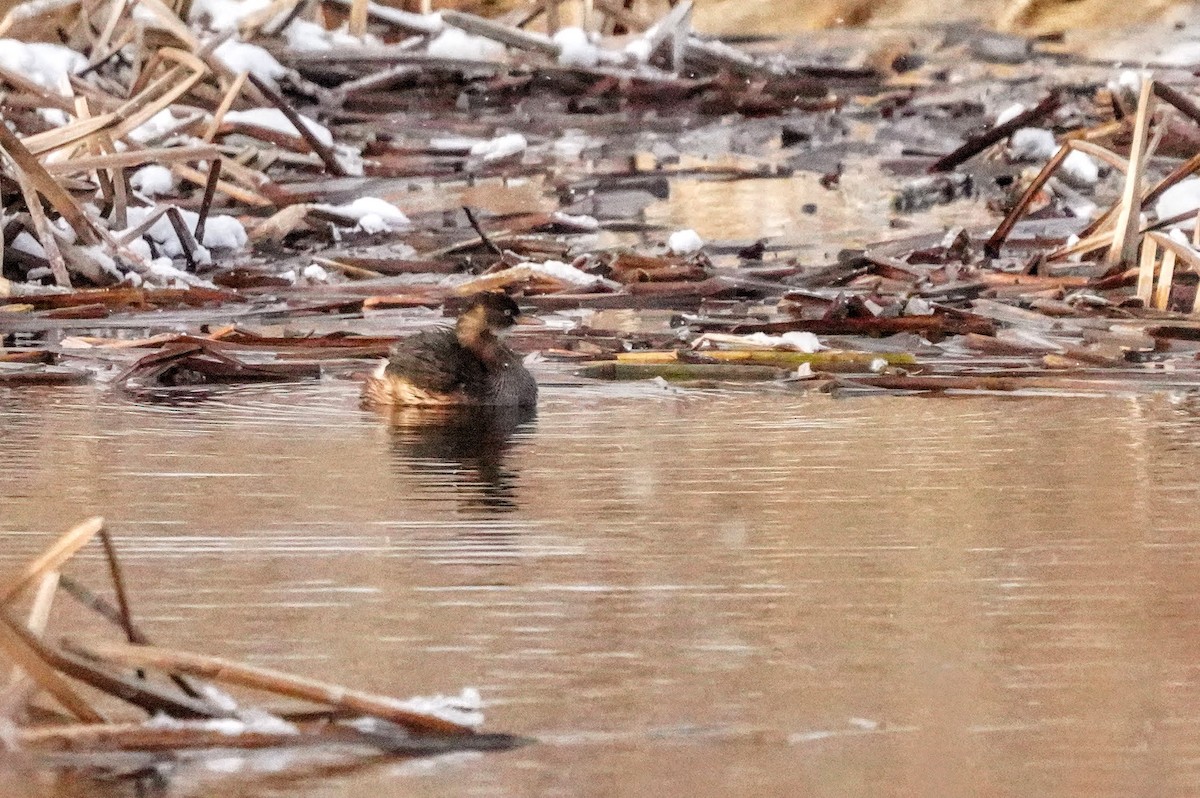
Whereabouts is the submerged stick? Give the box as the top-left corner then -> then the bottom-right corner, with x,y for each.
20,718 -> 526,754
67,641 -> 478,736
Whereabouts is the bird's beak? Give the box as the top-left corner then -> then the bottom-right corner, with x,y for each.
513,315 -> 543,326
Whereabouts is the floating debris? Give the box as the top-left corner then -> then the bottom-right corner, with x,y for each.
0,518 -> 525,781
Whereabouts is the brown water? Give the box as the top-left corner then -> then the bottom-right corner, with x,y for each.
4,381 -> 1200,797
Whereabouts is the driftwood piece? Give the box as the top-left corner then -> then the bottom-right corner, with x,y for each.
439,9 -> 559,56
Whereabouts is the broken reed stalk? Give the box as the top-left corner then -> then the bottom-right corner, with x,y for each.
12,167 -> 72,288
166,207 -> 201,270
1154,248 -> 1177,309
1107,76 -> 1155,270
43,146 -> 220,176
172,162 -> 272,206
247,73 -> 349,177
0,572 -> 60,719
66,640 -> 476,736
0,122 -> 101,247
0,518 -> 104,607
45,641 -> 227,719
203,69 -> 249,142
440,9 -> 560,57
1136,234 -> 1159,303
348,0 -> 368,38
1145,230 -> 1200,309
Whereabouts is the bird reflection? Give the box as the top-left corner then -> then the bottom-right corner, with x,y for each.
381,404 -> 536,515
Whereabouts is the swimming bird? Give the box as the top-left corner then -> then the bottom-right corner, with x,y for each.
363,292 -> 538,407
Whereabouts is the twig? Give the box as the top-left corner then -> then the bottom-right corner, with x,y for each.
166,207 -> 201,271
462,206 -> 503,255
930,91 -> 1060,173
97,530 -> 136,647
195,159 -> 222,244
985,144 -> 1070,257
246,73 -> 349,177
1153,82 -> 1200,128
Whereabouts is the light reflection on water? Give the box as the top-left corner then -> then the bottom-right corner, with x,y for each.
3,383 -> 1200,797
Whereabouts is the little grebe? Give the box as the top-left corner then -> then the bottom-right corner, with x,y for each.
362,292 -> 538,407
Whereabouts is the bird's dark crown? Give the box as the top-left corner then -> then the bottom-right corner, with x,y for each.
461,291 -> 524,331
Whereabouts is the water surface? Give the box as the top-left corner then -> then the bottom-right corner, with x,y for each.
3,382 -> 1200,797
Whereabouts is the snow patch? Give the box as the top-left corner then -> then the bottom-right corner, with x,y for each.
285,20 -> 380,50
1156,178 -> 1200,224
316,196 -> 410,233
1009,128 -> 1057,161
214,40 -> 288,87
130,165 -> 177,197
520,259 -> 615,288
550,211 -> 599,231
554,27 -> 601,68
469,133 -> 527,161
124,206 -> 248,259
427,27 -> 505,61
38,107 -> 70,126
223,108 -> 333,147
1060,150 -> 1099,186
995,102 -> 1024,126
0,40 -> 85,93
668,228 -> 704,255
13,232 -> 45,258
374,687 -> 484,729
